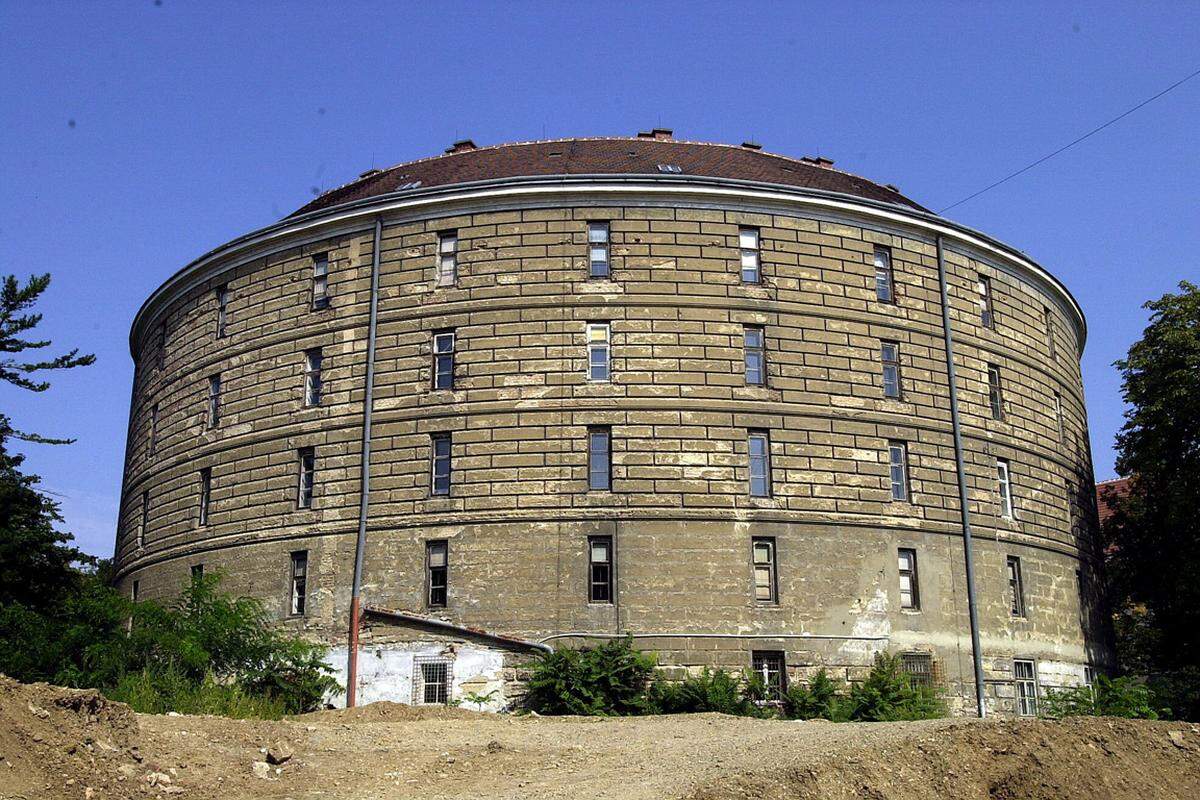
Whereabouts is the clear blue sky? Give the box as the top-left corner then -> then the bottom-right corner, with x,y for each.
2,1 -> 1197,559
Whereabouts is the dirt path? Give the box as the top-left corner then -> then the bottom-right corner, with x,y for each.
4,677 -> 1200,800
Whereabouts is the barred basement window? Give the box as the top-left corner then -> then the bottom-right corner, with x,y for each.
427,540 -> 448,608
752,537 -> 778,603
898,548 -> 920,610
297,447 -> 315,508
588,427 -> 611,491
979,275 -> 994,328
215,284 -> 228,338
206,373 -> 221,428
739,227 -> 761,283
433,330 -> 455,390
198,468 -> 211,526
588,222 -> 610,278
901,652 -> 933,688
1014,659 -> 1038,716
588,535 -> 613,603
149,402 -> 159,454
751,651 -> 786,701
304,348 -> 323,406
437,230 -> 457,286
413,656 -> 451,705
1008,555 -> 1026,617
430,433 -> 452,496
748,431 -> 771,498
874,246 -> 895,303
586,323 -> 611,382
744,326 -> 766,386
997,459 -> 1014,520
987,364 -> 1003,420
1044,306 -> 1057,360
138,490 -> 149,548
312,253 -> 330,309
289,551 -> 308,616
888,441 -> 910,502
881,341 -> 902,398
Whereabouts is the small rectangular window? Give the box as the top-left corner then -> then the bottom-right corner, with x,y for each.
207,374 -> 221,428
312,254 -> 330,309
588,427 -> 611,491
430,433 -> 452,496
298,447 -> 315,508
415,657 -> 450,705
289,551 -> 308,616
888,441 -> 910,502
198,467 -> 211,526
744,326 -> 766,386
437,231 -> 458,286
898,548 -> 920,610
748,431 -> 771,498
881,341 -> 902,399
191,563 -> 204,581
1044,306 -> 1056,359
588,222 -> 610,278
215,284 -> 228,338
155,323 -> 166,371
588,535 -> 613,603
131,580 -> 140,602
427,540 -> 448,607
138,490 -> 149,547
304,348 -> 323,407
1053,391 -> 1064,442
987,364 -> 1003,420
149,402 -> 159,454
586,322 -> 611,382
901,652 -> 934,688
739,227 -> 760,283
1008,555 -> 1026,617
874,246 -> 895,303
433,330 -> 455,390
752,537 -> 778,603
1014,659 -> 1038,716
979,275 -> 994,328
751,651 -> 786,702
997,459 -> 1014,520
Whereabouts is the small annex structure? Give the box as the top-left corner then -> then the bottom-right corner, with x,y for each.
113,130 -> 1109,716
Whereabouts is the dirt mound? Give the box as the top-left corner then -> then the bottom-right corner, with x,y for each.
296,699 -> 481,723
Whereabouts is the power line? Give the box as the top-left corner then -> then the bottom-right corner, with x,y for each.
939,66 -> 1200,214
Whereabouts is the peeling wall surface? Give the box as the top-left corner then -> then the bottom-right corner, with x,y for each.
324,643 -> 509,711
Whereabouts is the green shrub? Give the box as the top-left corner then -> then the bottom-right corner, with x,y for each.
842,653 -> 946,721
526,636 -> 657,715
1042,673 -> 1163,720
108,668 -> 289,719
782,668 -> 849,721
647,668 -> 766,716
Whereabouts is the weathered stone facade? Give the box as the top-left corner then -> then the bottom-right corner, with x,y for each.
114,138 -> 1108,714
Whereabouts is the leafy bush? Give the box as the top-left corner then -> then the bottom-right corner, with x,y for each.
526,636 -> 656,715
1042,674 -> 1164,720
842,653 -> 946,721
782,668 -> 848,721
107,668 -> 290,719
647,668 -> 766,717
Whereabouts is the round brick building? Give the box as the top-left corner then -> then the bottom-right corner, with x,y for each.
114,131 -> 1109,714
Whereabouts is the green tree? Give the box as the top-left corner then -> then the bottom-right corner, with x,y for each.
1104,280 -> 1200,719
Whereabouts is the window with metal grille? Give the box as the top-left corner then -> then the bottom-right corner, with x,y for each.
751,651 -> 786,701
427,540 -> 448,607
739,227 -> 760,283
888,441 -> 910,502
1014,659 -> 1038,716
289,551 -> 308,616
413,656 -> 452,705
744,326 -> 766,386
588,427 -> 611,491
198,468 -> 211,526
748,431 -> 771,497
1044,306 -> 1056,359
979,275 -> 994,328
433,330 -> 455,390
752,537 -> 777,603
588,535 -> 613,603
997,459 -> 1014,520
304,348 -> 323,406
901,652 -> 933,688
1008,555 -> 1026,617
874,246 -> 895,303
987,364 -> 1003,420
881,341 -> 902,398
438,231 -> 457,286
588,222 -> 610,278
898,548 -> 920,610
297,447 -> 315,508
207,374 -> 221,428
215,284 -> 228,338
430,434 -> 452,496
586,323 -> 610,382
312,254 -> 330,309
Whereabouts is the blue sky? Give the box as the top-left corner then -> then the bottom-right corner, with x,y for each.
1,1 -> 1197,558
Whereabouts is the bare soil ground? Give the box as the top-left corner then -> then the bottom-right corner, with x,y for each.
4,676 -> 1200,800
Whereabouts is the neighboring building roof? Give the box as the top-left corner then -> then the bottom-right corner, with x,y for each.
1096,477 -> 1131,527
290,133 -> 927,217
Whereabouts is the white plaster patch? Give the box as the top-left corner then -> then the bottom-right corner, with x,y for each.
324,643 -> 509,711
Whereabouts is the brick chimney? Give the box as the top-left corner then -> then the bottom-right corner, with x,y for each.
446,139 -> 477,154
637,128 -> 674,141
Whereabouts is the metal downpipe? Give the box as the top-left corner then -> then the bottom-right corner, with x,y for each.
936,234 -> 987,718
346,216 -> 383,707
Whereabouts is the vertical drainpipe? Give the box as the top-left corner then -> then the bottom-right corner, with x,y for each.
936,234 -> 987,718
346,216 -> 384,707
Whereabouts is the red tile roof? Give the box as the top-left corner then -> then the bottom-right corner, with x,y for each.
1096,477 -> 1131,527
290,137 -> 927,218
